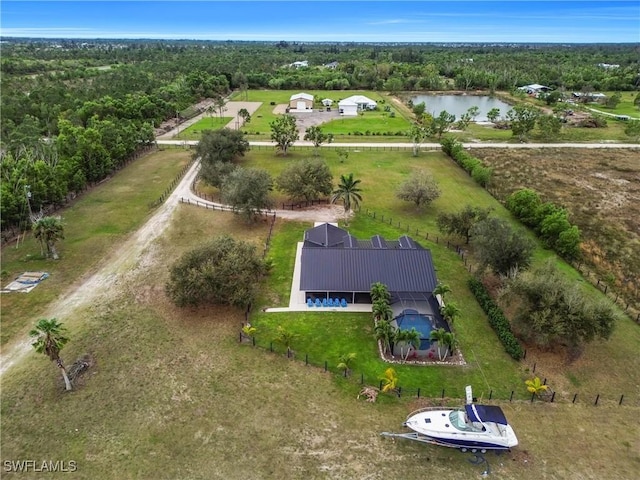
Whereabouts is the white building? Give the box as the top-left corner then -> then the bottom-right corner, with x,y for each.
338,95 -> 377,116
289,93 -> 314,112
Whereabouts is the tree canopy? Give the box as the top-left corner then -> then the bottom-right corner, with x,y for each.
471,217 -> 535,275
504,261 -> 618,357
395,171 -> 441,208
165,236 -> 268,308
221,167 -> 273,221
437,205 -> 491,244
275,158 -> 333,202
270,115 -> 298,156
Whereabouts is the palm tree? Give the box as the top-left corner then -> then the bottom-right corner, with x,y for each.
395,328 -> 420,362
241,323 -> 257,343
370,282 -> 390,304
337,352 -> 357,377
372,299 -> 393,322
380,367 -> 399,394
525,377 -> 549,399
331,173 -> 362,225
440,302 -> 461,328
374,320 -> 396,355
30,318 -> 72,390
274,326 -> 298,357
442,331 -> 458,358
430,327 -> 449,361
32,216 -> 65,260
433,283 -> 451,302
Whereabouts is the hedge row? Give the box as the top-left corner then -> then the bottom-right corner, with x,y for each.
467,278 -> 524,361
440,138 -> 492,187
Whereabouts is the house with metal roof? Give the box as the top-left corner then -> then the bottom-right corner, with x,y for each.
300,223 -> 438,305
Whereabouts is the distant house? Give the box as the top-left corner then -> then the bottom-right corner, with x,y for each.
338,95 -> 377,116
289,60 -> 309,69
289,92 -> 314,112
518,84 -> 551,97
300,223 -> 438,304
598,63 -> 620,69
321,98 -> 333,107
572,92 -> 608,103
324,61 -> 339,69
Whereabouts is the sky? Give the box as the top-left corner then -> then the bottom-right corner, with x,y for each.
1,1 -> 639,43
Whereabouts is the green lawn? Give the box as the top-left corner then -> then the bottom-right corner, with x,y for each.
176,116 -> 233,139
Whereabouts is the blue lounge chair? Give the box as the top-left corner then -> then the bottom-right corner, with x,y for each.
322,298 -> 328,307
341,298 -> 348,307
307,298 -> 314,307
327,298 -> 334,307
315,298 -> 322,307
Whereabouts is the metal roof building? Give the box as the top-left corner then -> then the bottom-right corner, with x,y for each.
300,224 -> 438,304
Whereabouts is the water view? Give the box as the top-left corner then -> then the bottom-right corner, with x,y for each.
411,95 -> 513,122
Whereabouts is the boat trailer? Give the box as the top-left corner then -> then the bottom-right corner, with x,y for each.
380,431 -> 491,453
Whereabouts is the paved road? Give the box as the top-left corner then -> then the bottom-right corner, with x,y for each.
158,139 -> 640,149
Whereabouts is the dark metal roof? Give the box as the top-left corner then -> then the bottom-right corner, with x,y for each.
300,247 -> 438,294
371,235 -> 387,249
304,223 -> 348,247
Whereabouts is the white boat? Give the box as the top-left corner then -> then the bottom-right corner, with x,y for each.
381,387 -> 518,452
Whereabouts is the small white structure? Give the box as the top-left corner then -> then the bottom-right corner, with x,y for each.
338,95 -> 377,116
324,61 -> 339,69
289,60 -> 308,69
321,98 -> 333,107
289,92 -> 314,112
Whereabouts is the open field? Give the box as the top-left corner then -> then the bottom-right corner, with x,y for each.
2,145 -> 640,478
472,148 -> 640,312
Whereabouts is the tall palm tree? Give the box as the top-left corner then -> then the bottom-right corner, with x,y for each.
337,352 -> 357,377
395,328 -> 421,362
30,318 -> 72,390
331,173 -> 362,225
442,331 -> 458,358
430,327 -> 449,361
374,320 -> 396,355
370,282 -> 390,304
372,299 -> 393,322
32,216 -> 65,260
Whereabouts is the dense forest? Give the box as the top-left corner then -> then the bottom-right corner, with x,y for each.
1,38 -> 639,235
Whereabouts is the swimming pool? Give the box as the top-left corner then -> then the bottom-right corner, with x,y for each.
394,309 -> 434,350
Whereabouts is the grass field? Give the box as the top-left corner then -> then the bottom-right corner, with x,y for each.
177,116 -> 233,139
0,149 -> 192,346
2,146 -> 639,479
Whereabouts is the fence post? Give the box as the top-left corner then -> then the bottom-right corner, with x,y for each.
489,390 -> 492,400
531,392 -> 535,403
417,388 -> 421,398
532,362 -> 536,373
397,386 -> 402,398
572,393 -> 578,404
619,394 -> 624,406
550,391 -> 555,403
441,388 -> 445,399
361,373 -> 364,384
379,380 -> 383,390
305,354 -> 308,365
270,342 -> 273,352
510,391 -> 514,402
324,361 -> 328,372
594,394 -> 600,406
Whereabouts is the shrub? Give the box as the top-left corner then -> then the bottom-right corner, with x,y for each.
468,278 -> 524,360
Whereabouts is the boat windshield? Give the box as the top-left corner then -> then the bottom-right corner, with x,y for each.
449,410 -> 483,432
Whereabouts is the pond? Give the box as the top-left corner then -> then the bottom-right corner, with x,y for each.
410,94 -> 512,122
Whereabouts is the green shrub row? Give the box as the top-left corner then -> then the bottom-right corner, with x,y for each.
440,138 -> 493,187
467,278 -> 524,361
506,189 -> 581,260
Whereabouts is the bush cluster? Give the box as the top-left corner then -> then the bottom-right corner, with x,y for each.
467,278 -> 524,361
440,138 -> 493,187
506,189 -> 581,260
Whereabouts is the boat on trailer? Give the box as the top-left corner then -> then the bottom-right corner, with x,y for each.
381,387 -> 518,452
